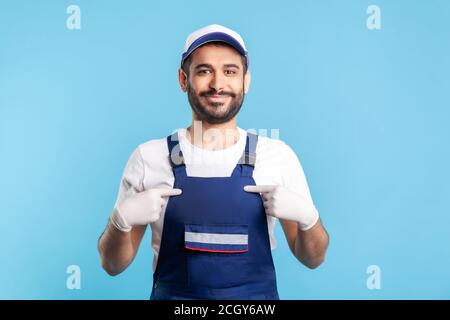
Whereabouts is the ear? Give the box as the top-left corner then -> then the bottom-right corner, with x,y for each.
244,69 -> 251,94
178,68 -> 188,92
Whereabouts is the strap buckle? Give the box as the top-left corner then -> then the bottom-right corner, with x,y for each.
168,152 -> 185,168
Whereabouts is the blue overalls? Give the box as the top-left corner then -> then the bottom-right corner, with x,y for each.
150,132 -> 279,300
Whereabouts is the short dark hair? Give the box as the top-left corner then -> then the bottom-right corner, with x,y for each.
181,41 -> 248,76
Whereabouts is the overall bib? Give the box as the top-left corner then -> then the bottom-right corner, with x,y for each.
150,132 -> 279,300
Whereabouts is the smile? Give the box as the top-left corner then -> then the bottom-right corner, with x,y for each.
205,95 -> 230,103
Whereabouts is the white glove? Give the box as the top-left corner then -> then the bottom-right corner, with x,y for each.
244,185 -> 319,231
110,188 -> 182,232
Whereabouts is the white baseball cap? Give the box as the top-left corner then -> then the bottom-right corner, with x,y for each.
181,24 -> 248,67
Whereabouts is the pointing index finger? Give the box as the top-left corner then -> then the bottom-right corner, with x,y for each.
159,188 -> 182,197
243,185 -> 276,193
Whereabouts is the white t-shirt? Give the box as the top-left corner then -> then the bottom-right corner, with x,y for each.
113,127 -> 317,272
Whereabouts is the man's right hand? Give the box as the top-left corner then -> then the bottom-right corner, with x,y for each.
110,188 -> 182,232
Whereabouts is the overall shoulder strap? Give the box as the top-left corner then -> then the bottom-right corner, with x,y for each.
167,132 -> 187,178
237,132 -> 258,177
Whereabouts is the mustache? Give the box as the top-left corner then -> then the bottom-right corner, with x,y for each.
200,90 -> 236,98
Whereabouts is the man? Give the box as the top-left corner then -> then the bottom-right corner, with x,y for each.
98,24 -> 329,300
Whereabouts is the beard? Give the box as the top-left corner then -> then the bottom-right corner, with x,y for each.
187,81 -> 245,124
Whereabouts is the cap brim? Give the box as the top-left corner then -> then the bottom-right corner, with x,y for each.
181,32 -> 247,65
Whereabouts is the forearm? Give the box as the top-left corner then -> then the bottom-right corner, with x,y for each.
294,219 -> 329,269
98,221 -> 139,276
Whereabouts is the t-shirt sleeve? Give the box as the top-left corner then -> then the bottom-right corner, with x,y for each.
113,146 -> 145,208
280,143 -> 316,207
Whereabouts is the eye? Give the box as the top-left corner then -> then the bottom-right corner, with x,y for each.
197,69 -> 211,75
225,69 -> 237,75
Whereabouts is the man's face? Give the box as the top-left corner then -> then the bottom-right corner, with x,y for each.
179,44 -> 250,124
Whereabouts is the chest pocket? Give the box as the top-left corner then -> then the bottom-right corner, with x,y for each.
184,224 -> 250,288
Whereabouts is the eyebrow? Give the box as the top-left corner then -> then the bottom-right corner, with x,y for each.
223,64 -> 240,69
194,63 -> 241,70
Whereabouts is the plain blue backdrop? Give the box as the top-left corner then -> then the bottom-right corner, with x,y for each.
1,0 -> 449,299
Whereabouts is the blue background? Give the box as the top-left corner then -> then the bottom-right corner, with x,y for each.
1,0 -> 449,299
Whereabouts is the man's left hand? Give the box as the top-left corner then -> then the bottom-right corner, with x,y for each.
244,185 -> 319,231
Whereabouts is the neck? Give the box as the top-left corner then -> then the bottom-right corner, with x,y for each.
187,118 -> 240,150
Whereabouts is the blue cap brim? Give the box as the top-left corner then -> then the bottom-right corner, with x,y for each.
181,32 -> 247,66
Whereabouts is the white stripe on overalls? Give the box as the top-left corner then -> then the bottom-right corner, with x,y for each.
185,232 -> 248,245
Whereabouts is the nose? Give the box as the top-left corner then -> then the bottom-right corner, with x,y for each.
209,72 -> 225,93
